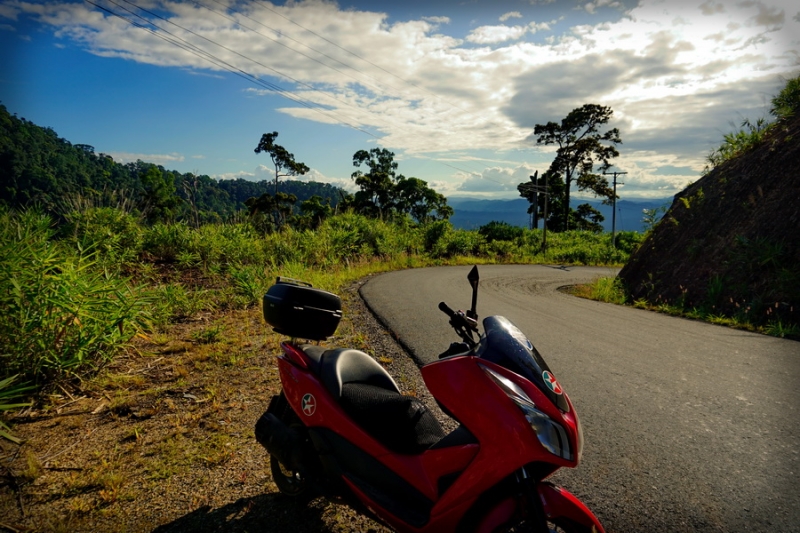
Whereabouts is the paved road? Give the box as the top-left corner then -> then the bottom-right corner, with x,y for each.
361,265 -> 800,533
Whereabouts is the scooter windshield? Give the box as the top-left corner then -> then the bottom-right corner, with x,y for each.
475,316 -> 570,413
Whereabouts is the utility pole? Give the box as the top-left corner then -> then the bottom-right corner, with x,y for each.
603,170 -> 627,248
518,172 -> 549,252
542,171 -> 549,254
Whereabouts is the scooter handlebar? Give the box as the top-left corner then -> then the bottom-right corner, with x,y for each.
438,301 -> 456,318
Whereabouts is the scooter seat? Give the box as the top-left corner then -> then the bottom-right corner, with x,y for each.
319,348 -> 401,399
340,382 -> 446,454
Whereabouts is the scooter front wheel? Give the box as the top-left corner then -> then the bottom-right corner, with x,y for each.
478,495 -> 599,533
500,518 -> 588,533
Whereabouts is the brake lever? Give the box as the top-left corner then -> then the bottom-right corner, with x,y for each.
450,310 -> 477,346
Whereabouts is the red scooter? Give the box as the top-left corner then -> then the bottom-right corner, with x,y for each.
255,267 -> 604,533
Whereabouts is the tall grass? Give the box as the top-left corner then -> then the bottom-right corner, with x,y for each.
0,375 -> 35,443
0,209 -> 151,385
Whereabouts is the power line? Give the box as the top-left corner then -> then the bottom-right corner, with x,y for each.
103,0 -> 379,137
196,0 -> 418,103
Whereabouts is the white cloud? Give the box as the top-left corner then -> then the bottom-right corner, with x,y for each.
583,0 -> 623,15
107,151 -> 185,165
422,16 -> 450,25
0,4 -> 19,21
699,1 -> 726,16
500,12 -> 523,23
528,21 -> 552,33
466,24 -> 528,44
457,164 -> 538,193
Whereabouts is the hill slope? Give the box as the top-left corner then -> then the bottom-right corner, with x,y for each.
618,113 -> 800,330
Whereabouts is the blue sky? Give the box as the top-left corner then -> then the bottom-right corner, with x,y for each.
1,0 -> 798,199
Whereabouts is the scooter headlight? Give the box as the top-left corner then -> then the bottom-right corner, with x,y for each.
481,365 -> 572,461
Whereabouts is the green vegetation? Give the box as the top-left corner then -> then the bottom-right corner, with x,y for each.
0,209 -> 151,385
0,375 -> 34,443
617,74 -> 800,337
704,73 -> 800,173
0,103 -> 344,223
575,276 -> 799,339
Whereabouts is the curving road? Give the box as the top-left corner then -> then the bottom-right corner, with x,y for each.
360,265 -> 800,533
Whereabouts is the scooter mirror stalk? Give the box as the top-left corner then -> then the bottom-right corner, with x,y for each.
467,265 -> 479,320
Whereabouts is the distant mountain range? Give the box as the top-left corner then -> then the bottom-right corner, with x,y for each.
447,197 -> 673,233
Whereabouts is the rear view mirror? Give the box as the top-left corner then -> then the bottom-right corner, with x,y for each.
467,266 -> 479,320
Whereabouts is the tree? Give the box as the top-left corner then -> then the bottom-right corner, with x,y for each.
254,132 -> 310,196
530,104 -> 621,231
517,169 -> 567,231
298,195 -> 333,229
140,164 -> 180,223
351,148 -> 400,218
244,191 -> 297,232
394,176 -> 453,223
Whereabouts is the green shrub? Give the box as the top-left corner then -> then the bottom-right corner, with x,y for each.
62,207 -> 143,265
479,221 -> 525,243
142,222 -> 193,263
0,374 -> 34,443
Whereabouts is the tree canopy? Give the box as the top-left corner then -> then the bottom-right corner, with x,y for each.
254,131 -> 310,196
0,106 -> 452,231
349,148 -> 452,223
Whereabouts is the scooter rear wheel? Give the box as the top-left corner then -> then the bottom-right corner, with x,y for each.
270,454 -> 311,499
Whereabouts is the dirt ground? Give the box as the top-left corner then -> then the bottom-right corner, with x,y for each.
0,278 -> 439,533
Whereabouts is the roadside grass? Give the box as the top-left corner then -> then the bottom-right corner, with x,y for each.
571,276 -> 799,339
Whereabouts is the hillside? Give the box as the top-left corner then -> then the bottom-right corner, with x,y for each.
0,104 -> 345,220
619,113 -> 800,331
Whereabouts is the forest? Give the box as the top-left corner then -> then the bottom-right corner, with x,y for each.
0,104 -> 345,224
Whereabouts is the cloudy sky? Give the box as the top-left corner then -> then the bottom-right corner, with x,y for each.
1,0 -> 798,199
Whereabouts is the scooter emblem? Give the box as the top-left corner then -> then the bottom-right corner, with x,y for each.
301,393 -> 316,416
542,370 -> 563,395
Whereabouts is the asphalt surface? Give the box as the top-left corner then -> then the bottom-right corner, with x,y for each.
360,265 -> 800,533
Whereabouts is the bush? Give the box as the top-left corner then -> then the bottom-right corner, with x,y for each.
62,207 -> 143,265
142,222 -> 193,263
478,221 -> 525,243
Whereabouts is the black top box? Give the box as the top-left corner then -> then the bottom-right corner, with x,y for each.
263,278 -> 342,340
